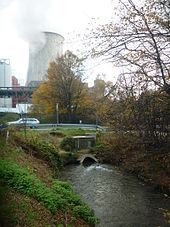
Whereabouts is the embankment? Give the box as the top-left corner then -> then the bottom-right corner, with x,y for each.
0,129 -> 98,226
95,133 -> 170,194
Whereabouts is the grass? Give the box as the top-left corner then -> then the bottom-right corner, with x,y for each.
51,128 -> 96,137
0,158 -> 98,224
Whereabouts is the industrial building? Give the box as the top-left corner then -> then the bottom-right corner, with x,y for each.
0,59 -> 12,108
0,31 -> 64,113
26,31 -> 64,86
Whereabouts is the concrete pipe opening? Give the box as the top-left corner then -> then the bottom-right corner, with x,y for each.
81,155 -> 98,167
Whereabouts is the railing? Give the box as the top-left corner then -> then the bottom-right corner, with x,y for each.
35,123 -> 104,130
0,87 -> 38,98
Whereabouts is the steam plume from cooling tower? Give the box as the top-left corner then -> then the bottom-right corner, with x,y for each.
0,0 -> 65,85
14,0 -> 52,52
2,0 -> 54,53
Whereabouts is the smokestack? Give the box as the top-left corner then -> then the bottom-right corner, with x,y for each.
26,31 -> 64,86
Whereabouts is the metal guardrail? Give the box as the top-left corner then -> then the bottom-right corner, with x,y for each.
35,123 -> 105,130
1,123 -> 109,132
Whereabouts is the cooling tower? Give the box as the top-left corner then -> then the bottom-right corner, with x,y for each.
26,32 -> 64,86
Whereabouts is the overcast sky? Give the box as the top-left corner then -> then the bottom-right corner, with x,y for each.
0,0 -> 116,85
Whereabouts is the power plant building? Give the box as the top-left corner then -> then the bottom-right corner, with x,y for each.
26,32 -> 64,86
0,59 -> 12,108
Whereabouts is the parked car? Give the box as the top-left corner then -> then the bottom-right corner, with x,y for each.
7,118 -> 40,128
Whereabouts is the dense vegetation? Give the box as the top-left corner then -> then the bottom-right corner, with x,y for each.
93,132 -> 170,193
0,158 -> 96,223
0,129 -> 98,226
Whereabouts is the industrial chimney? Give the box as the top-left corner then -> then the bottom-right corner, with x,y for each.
26,32 -> 64,86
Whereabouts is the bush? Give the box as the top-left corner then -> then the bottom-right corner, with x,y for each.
36,141 -> 63,172
0,158 -> 59,213
73,205 -> 99,225
13,133 -> 63,174
89,142 -> 107,153
60,137 -> 75,151
52,180 -> 82,206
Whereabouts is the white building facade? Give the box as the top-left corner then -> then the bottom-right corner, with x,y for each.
0,59 -> 12,108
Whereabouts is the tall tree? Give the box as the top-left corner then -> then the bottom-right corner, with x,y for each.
32,50 -> 85,122
92,76 -> 113,124
89,0 -> 170,95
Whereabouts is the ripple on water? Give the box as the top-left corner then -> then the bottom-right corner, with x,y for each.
61,164 -> 170,227
85,164 -> 113,172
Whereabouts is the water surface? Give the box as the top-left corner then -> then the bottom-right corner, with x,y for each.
60,164 -> 170,227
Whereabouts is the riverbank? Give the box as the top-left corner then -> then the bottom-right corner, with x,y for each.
0,128 -> 169,225
0,129 -> 98,226
95,133 -> 170,195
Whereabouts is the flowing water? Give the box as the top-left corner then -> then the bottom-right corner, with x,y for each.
60,163 -> 170,227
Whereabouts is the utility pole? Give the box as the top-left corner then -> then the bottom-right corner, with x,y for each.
56,103 -> 59,126
24,99 -> 27,140
4,61 -> 5,106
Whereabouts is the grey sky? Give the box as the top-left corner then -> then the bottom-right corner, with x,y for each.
0,0 -> 115,85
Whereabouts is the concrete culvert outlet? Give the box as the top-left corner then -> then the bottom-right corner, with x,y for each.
82,157 -> 97,166
80,154 -> 98,166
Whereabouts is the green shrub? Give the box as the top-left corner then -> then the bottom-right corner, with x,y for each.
0,159 -> 98,224
89,142 -> 107,153
52,180 -> 82,206
73,205 -> 99,225
60,137 -> 75,151
0,159 -> 59,213
13,133 -> 63,174
52,180 -> 98,224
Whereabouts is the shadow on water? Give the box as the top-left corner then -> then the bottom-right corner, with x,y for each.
60,163 -> 170,227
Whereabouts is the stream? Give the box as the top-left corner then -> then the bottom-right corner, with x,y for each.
60,163 -> 170,227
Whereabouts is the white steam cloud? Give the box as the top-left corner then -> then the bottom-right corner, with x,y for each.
6,0 -> 53,53
0,0 -> 12,11
13,0 -> 53,52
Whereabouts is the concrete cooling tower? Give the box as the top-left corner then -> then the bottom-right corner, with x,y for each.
26,32 -> 64,86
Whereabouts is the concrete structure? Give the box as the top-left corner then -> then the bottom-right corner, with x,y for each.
79,154 -> 98,165
0,59 -> 12,107
26,32 -> 64,85
73,135 -> 96,150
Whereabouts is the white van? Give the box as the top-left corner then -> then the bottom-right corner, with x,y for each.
7,118 -> 40,128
